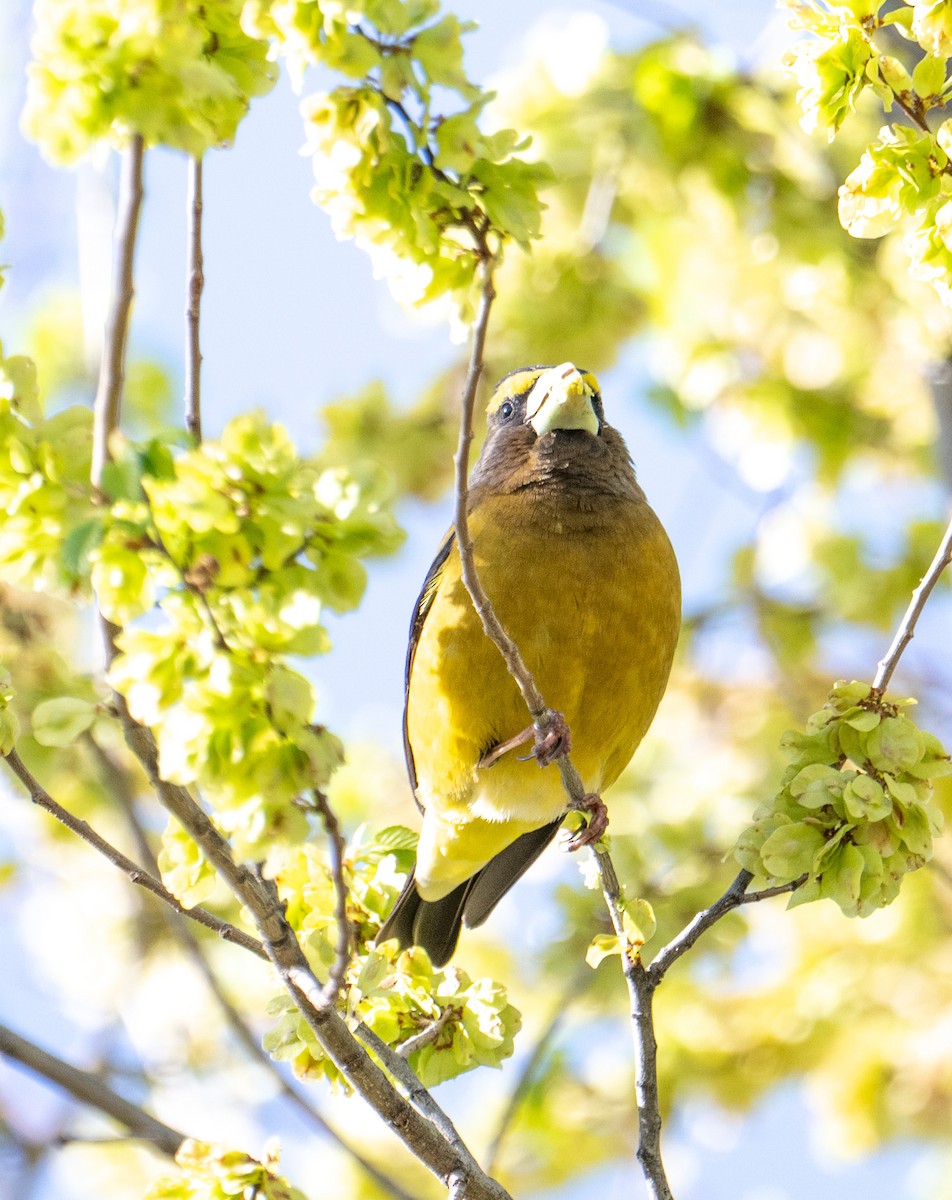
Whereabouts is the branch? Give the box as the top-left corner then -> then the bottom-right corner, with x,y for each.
311,788 -> 353,1005
2,747 -> 267,961
109,694 -> 511,1200
111,782 -> 416,1200
0,1022 -> 184,1157
185,155 -> 204,441
870,508 -> 952,695
647,870 -> 753,983
485,971 -> 583,1172
92,134 -> 145,491
452,259 -> 545,726
395,1008 -> 455,1059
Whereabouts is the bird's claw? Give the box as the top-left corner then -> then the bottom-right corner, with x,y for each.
533,711 -> 571,767
563,793 -> 609,851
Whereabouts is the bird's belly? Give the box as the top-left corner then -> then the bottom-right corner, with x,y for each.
406,496 -> 680,829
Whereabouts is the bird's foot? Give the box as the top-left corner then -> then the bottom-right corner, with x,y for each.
532,710 -> 571,767
477,725 -> 535,769
477,711 -> 572,770
564,793 -> 609,851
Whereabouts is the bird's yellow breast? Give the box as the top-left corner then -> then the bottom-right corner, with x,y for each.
405,487 -> 680,895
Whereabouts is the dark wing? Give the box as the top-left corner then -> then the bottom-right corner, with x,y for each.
377,819 -> 562,967
402,528 -> 455,806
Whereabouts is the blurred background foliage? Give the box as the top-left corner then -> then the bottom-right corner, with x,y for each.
2,3 -> 952,1200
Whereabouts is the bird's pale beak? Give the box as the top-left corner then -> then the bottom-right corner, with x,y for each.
527,363 -> 599,436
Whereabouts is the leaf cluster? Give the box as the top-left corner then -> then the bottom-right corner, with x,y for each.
263,827 -> 522,1088
146,1139 -> 307,1200
786,0 -> 952,304
736,679 -> 950,914
244,0 -> 551,320
22,0 -> 278,162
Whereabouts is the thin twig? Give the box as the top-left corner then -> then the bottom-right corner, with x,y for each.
452,260 -> 547,727
448,250 -> 667,1189
870,509 -> 952,696
185,155 -> 204,441
395,1008 -> 456,1059
312,789 -> 354,1004
486,970 -> 584,1172
591,846 -> 674,1199
0,1022 -> 184,1157
352,1022 -> 488,1177
648,871 -> 754,983
92,135 -> 145,491
2,748 -> 267,959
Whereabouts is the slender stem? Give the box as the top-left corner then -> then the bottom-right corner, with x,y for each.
590,843 -> 674,1196
486,971 -> 584,1172
395,1008 -> 456,1059
870,509 -> 952,696
312,788 -> 354,1004
452,260 -> 546,725
3,748 -> 266,960
185,155 -> 204,441
0,1022 -> 184,1157
103,770 -> 414,1200
648,871 -> 752,982
92,135 -> 145,491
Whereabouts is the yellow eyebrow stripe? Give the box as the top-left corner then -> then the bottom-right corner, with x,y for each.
487,366 -> 600,414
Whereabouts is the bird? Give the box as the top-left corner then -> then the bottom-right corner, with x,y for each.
377,362 -> 681,966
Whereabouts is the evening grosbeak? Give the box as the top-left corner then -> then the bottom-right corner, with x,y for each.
379,363 -> 681,965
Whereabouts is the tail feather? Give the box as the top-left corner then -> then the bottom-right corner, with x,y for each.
376,818 -> 563,966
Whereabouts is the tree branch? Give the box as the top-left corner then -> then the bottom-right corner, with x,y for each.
109,782 -> 416,1200
109,694 -> 511,1200
185,155 -> 204,442
870,508 -> 952,696
91,134 -> 145,492
452,259 -> 550,731
2,747 -> 267,959
485,970 -> 583,1172
448,248 -> 666,1188
311,788 -> 353,1005
0,1022 -> 184,1157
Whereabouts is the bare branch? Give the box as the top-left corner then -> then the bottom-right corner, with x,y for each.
109,694 -> 511,1200
395,1008 -> 455,1059
647,871 -> 754,983
2,747 -> 267,959
185,155 -> 204,441
485,971 -> 583,1172
92,134 -> 145,491
0,1022 -> 184,1157
311,788 -> 354,1005
871,508 -> 952,696
452,261 -> 546,724
111,786 -> 416,1200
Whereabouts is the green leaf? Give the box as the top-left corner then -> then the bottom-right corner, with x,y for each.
31,697 -> 96,747
842,773 -> 892,821
621,897 -> 657,947
866,716 -> 924,772
60,516 -> 105,584
912,50 -> 948,96
761,821 -> 827,879
843,706 -> 881,732
586,932 -> 622,968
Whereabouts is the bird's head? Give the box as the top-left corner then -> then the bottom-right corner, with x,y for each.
469,362 -> 640,502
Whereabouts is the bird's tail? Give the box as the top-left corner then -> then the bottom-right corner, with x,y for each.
376,818 -> 563,967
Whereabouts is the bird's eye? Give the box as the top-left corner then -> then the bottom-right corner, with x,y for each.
498,400 -> 515,420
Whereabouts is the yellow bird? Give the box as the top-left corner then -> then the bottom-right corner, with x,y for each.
379,363 -> 681,965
